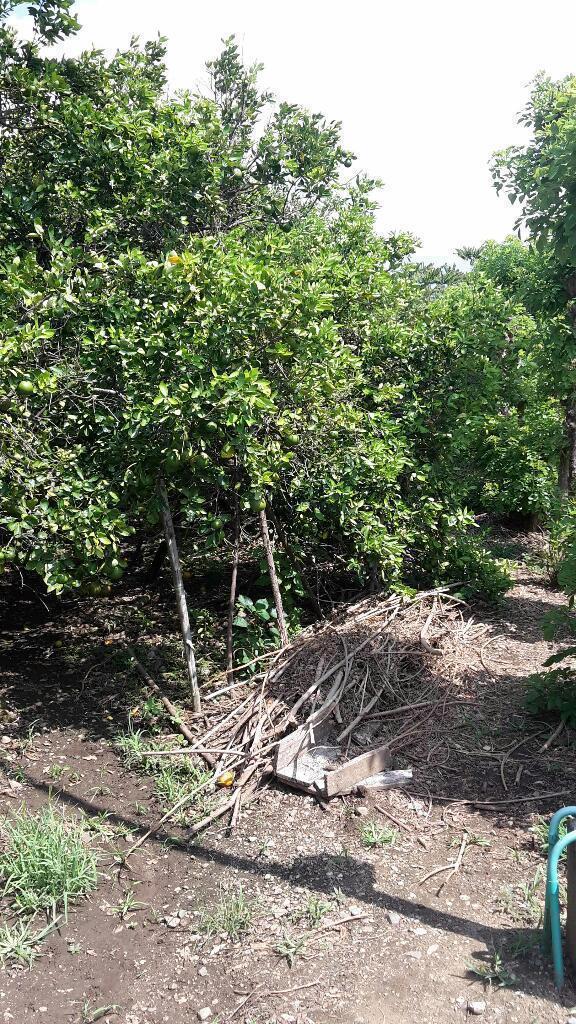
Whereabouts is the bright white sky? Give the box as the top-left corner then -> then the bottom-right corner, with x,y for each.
13,0 -> 576,263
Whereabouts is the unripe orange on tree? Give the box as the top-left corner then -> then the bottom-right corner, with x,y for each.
17,380 -> 34,395
249,493 -> 266,513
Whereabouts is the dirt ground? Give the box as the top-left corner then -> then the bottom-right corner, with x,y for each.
3,533 -> 576,1024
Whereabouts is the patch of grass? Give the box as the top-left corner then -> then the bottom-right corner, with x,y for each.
114,724 -> 148,767
498,867 -> 544,925
79,1001 -> 121,1023
360,821 -> 397,849
109,887 -> 147,920
0,804 -> 98,918
466,950 -> 515,989
505,930 -> 540,959
303,895 -> 332,927
531,815 -> 566,856
115,724 -> 212,823
154,763 -> 213,823
454,832 -> 490,849
82,811 -> 116,839
291,894 -> 332,927
0,916 -> 58,968
200,885 -> 254,940
274,933 -> 307,966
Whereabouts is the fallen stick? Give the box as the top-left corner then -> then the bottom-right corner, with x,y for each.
436,833 -> 468,895
126,647 -> 214,768
375,803 -> 412,833
538,720 -> 565,754
420,597 -> 442,655
137,747 -> 247,758
367,698 -> 478,720
227,982 -> 265,1021
266,980 -> 321,997
428,790 -> 570,807
123,774 -> 218,858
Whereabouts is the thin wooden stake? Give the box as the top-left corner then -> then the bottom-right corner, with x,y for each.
158,478 -> 201,713
227,481 -> 241,684
259,507 -> 288,647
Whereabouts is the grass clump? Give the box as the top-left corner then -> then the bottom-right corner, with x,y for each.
360,821 -> 397,849
0,917 -> 59,968
466,949 -> 515,989
0,804 -> 98,918
115,723 -> 213,823
200,885 -> 254,940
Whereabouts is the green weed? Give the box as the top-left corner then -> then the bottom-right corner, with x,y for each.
466,950 -> 515,988
293,894 -> 332,927
274,934 -> 307,966
0,804 -> 98,918
200,885 -> 254,940
498,867 -> 544,925
361,821 -> 397,849
0,916 -> 59,968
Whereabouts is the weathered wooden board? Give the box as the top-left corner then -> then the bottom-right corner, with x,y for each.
356,768 -> 413,795
274,719 -> 331,772
275,744 -> 341,794
324,744 -> 391,798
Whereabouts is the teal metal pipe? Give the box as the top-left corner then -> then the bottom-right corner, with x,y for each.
543,805 -> 576,968
546,829 -> 576,987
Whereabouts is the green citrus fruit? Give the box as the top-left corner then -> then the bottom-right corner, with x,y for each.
220,444 -> 235,460
17,380 -> 34,395
104,563 -> 124,581
249,494 -> 266,513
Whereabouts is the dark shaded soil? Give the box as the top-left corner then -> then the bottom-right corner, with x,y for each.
2,532 -> 576,1024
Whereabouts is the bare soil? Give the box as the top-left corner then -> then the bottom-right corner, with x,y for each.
2,533 -> 576,1024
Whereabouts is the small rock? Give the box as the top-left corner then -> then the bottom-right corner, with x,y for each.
165,916 -> 181,928
354,806 -> 369,817
387,910 -> 401,926
198,966 -> 208,977
197,1009 -> 211,1022
467,1000 -> 486,1016
348,905 -> 363,917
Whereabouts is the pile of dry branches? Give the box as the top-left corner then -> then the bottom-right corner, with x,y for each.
125,587 -> 476,850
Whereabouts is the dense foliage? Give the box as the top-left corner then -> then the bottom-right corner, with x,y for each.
4,2 -> 576,648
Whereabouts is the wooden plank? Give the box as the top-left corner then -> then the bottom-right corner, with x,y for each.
356,768 -> 413,795
275,745 -> 341,794
274,719 -> 331,772
324,744 -> 391,798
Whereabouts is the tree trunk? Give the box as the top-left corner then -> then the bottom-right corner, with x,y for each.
158,479 -> 201,713
267,508 -> 324,618
259,507 -> 289,647
145,539 -> 167,582
558,399 -> 576,496
226,494 -> 240,684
